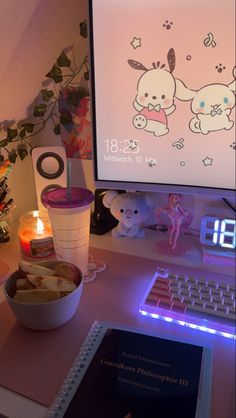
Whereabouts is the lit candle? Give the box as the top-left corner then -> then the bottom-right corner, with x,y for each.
18,210 -> 55,260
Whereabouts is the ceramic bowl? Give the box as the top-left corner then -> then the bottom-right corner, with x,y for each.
4,260 -> 83,331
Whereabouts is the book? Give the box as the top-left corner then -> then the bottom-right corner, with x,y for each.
46,321 -> 212,418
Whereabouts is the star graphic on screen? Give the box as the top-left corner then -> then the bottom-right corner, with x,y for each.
130,37 -> 142,49
202,157 -> 213,166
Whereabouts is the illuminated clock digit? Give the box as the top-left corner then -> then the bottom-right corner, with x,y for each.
213,219 -> 220,244
219,219 -> 236,249
200,216 -> 236,249
200,216 -> 217,246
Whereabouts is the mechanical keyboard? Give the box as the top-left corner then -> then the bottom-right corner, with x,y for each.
139,267 -> 236,339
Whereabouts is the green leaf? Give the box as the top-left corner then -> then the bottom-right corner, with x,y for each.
77,86 -> 89,100
84,71 -> 89,81
19,128 -> 26,138
17,143 -> 27,151
41,89 -> 54,101
45,65 -> 63,83
7,128 -> 18,141
60,110 -> 72,126
0,139 -> 8,147
17,144 -> 28,160
80,20 -> 87,38
33,103 -> 47,117
65,86 -> 89,108
66,90 -> 80,107
53,124 -> 61,135
8,149 -> 17,163
21,123 -> 34,133
57,51 -> 71,67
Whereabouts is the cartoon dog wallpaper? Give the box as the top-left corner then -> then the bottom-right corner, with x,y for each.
129,53 -> 235,137
176,67 -> 236,135
128,49 -> 177,137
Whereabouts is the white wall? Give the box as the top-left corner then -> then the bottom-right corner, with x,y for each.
0,0 -> 87,121
1,0 -> 88,220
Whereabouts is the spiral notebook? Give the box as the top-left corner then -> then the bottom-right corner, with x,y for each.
45,320 -> 212,418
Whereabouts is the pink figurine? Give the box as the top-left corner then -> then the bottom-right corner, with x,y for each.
157,193 -> 188,250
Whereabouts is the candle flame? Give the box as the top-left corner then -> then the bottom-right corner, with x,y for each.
36,217 -> 45,235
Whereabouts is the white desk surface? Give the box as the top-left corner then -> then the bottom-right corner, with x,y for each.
0,229 -> 235,418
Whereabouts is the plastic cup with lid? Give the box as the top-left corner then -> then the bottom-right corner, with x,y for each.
42,187 -> 94,276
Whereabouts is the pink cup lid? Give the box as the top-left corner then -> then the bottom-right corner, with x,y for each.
42,187 -> 94,208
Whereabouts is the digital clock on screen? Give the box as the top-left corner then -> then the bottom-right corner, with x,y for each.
200,216 -> 236,249
104,139 -> 140,154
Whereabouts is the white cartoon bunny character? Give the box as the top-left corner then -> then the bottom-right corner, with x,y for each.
128,49 -> 176,137
175,67 -> 236,135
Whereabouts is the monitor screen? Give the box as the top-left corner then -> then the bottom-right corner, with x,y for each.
88,0 -> 235,198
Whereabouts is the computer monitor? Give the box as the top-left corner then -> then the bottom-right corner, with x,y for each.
88,0 -> 235,199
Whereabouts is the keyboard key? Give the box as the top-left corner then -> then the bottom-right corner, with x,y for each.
145,297 -> 157,306
158,299 -> 172,309
172,295 -> 182,302
207,281 -> 217,288
201,288 -> 210,295
228,308 -> 236,319
193,300 -> 204,308
197,278 -> 207,286
216,305 -> 228,314
180,289 -> 190,296
218,283 -> 228,290
170,285 -> 179,294
190,285 -> 201,292
182,297 -> 193,305
190,291 -> 201,299
171,302 -> 186,313
212,296 -> 222,304
152,289 -> 171,299
211,289 -> 220,296
223,298 -> 234,307
222,291 -> 232,298
157,278 -> 171,285
187,275 -> 197,284
168,273 -> 177,279
180,282 -> 190,289
204,303 -> 216,310
201,294 -> 212,302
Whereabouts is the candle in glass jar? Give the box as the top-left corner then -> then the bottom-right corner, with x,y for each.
18,210 -> 55,259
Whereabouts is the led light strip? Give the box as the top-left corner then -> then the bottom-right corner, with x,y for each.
139,309 -> 236,339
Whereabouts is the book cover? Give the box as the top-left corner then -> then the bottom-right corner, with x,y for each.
59,326 -> 205,418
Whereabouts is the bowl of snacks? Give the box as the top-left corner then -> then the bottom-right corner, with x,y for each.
4,260 -> 83,330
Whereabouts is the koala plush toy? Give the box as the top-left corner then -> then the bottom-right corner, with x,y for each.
102,190 -> 152,238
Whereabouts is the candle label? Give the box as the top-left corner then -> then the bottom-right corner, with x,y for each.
30,237 -> 54,258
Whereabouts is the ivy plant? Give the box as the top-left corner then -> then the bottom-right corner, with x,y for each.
0,20 -> 89,165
